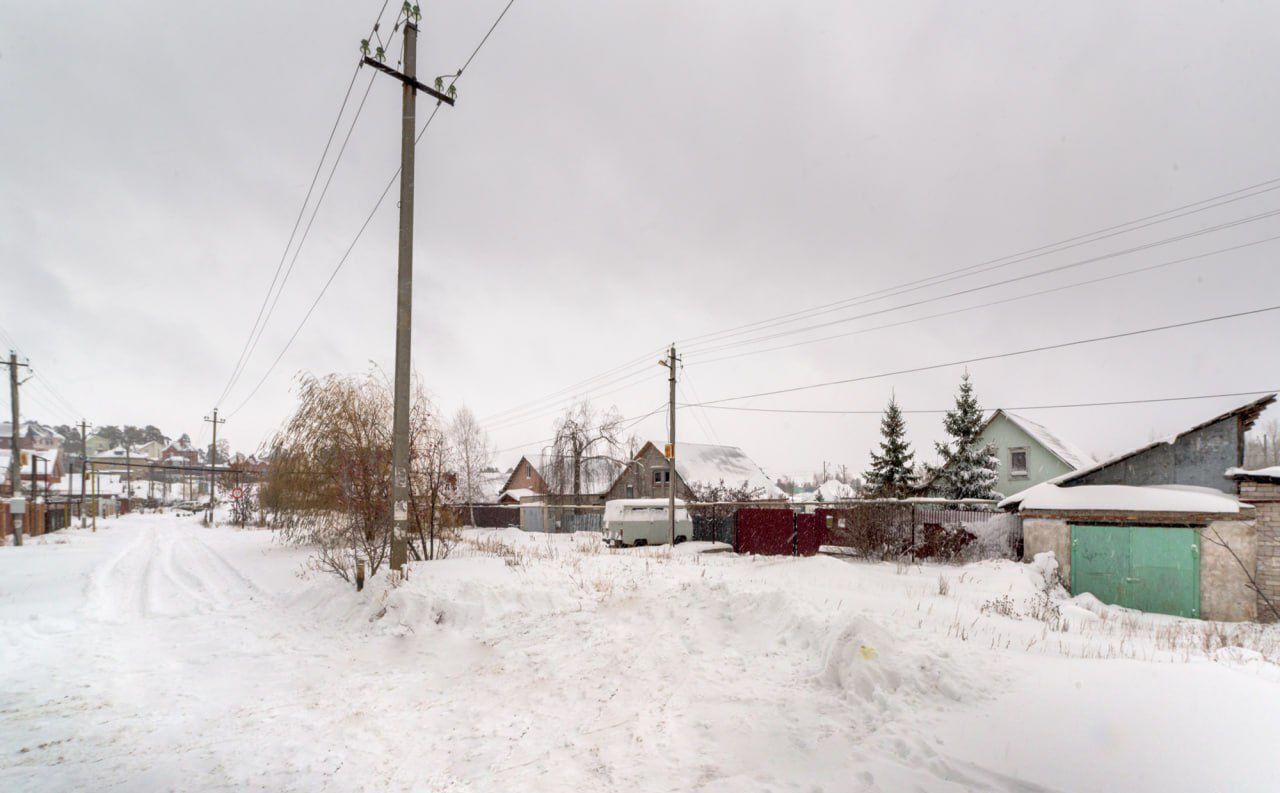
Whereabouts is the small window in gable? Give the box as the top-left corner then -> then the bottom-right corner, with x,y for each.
1010,448 -> 1028,478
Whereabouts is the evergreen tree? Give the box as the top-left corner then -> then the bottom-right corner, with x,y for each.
863,395 -> 916,498
933,372 -> 1000,499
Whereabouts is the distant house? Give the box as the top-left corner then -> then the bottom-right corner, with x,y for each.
790,479 -> 858,503
84,434 -> 114,457
602,441 -> 784,502
497,456 -> 548,504
163,434 -> 201,465
133,440 -> 166,460
0,421 -> 65,451
1058,393 -> 1276,495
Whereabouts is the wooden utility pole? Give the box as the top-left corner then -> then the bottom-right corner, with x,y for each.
362,10 -> 455,571
79,420 -> 91,528
660,344 -> 680,545
204,410 -> 225,524
5,352 -> 30,545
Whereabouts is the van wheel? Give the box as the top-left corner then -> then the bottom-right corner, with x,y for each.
633,539 -> 648,547
675,535 -> 687,545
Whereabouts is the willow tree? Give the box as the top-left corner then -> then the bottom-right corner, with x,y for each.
262,370 -> 457,581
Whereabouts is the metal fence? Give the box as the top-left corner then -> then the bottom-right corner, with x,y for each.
519,504 -> 604,534
818,500 -> 1022,562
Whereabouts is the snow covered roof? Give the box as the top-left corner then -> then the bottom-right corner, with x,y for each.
0,448 -> 60,480
499,488 -> 537,502
1001,482 -> 1246,514
993,411 -> 1095,470
662,441 -> 783,499
0,421 -> 63,441
1059,393 -> 1277,486
791,479 -> 857,502
1227,466 -> 1280,483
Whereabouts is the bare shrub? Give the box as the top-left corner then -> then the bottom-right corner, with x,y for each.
981,595 -> 1019,619
936,574 -> 951,596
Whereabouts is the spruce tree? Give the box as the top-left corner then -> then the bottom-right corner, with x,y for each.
863,395 -> 916,498
934,372 -> 1000,500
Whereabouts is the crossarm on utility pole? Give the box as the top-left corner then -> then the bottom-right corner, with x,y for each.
361,56 -> 456,105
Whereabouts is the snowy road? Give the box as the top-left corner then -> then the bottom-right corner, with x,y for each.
3,514 -> 1280,792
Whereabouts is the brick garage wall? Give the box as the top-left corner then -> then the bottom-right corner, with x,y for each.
1240,481 -> 1280,622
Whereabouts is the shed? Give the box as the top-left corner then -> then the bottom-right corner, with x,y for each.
1057,393 -> 1276,494
1003,482 -> 1257,621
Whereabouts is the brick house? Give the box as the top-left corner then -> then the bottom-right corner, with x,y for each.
496,456 -> 549,504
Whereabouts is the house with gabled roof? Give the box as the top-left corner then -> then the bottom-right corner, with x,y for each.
496,456 -> 549,504
978,409 -> 1095,497
602,440 -> 784,502
920,409 -> 1094,498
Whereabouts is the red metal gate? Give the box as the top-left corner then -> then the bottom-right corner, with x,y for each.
795,513 -> 824,556
734,508 -> 796,556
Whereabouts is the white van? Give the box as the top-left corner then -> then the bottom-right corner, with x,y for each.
603,498 -> 693,547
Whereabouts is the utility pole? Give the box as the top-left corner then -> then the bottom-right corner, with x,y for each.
5,352 -> 30,546
361,7 -> 456,572
659,344 -> 680,545
79,420 -> 91,528
124,442 -> 132,509
203,409 -> 225,524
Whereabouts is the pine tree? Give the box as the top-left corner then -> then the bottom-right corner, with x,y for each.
863,395 -> 916,498
934,372 -> 1000,500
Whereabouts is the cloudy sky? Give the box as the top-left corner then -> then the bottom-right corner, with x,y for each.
3,0 -> 1279,479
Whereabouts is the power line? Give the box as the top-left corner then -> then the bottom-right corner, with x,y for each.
479,347 -> 666,424
690,233 -> 1280,366
481,358 -> 667,434
685,206 -> 1280,358
682,389 -> 1280,415
678,175 -> 1280,349
214,0 -> 395,410
687,304 -> 1280,407
492,402 -> 669,457
218,69 -> 383,409
226,0 -> 523,421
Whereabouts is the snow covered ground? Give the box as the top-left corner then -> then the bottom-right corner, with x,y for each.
3,513 -> 1280,792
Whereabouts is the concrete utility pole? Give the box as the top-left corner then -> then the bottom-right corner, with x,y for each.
660,344 -> 680,546
203,409 -> 225,524
5,351 -> 30,546
79,420 -> 91,528
361,11 -> 456,572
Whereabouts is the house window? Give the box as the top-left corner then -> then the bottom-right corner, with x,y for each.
626,483 -> 635,498
1009,448 -> 1028,479
653,469 -> 670,486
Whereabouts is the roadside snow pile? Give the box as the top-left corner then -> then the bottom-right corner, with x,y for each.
816,616 -> 972,715
373,557 -> 582,635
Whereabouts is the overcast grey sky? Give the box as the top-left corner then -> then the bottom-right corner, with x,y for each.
2,0 -> 1279,478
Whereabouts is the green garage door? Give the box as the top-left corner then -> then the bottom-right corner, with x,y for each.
1070,524 -> 1200,618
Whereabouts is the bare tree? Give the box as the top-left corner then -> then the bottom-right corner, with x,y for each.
450,406 -> 493,527
1245,418 -> 1280,468
542,400 -> 625,503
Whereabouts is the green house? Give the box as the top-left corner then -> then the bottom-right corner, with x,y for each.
977,410 -> 1095,497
